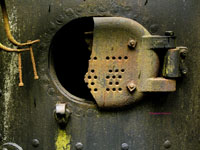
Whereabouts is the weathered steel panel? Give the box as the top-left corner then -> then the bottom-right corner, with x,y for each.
0,0 -> 199,150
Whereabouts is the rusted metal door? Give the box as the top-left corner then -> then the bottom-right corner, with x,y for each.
0,0 -> 200,150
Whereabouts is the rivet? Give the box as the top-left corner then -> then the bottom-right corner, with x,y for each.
32,139 -> 40,147
128,39 -> 137,49
121,143 -> 129,150
165,31 -> 174,36
75,142 -> 83,150
163,140 -> 171,149
181,67 -> 188,75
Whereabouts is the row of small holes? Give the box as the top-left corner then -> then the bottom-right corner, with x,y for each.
106,75 -> 122,79
106,56 -> 128,60
108,69 -> 125,73
89,88 -> 98,92
88,75 -> 97,79
109,82 -> 119,85
106,88 -> 122,91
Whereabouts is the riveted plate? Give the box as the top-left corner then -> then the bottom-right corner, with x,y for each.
84,17 -> 160,108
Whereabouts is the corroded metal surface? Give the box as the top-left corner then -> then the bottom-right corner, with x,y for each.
85,17 -> 152,107
0,0 -> 199,150
85,17 -> 177,107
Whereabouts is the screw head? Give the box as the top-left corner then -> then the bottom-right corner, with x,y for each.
32,139 -> 40,147
121,143 -> 129,150
165,31 -> 174,36
75,142 -> 83,150
128,39 -> 137,49
163,140 -> 171,149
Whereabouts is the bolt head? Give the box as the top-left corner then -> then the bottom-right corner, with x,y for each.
128,39 -> 137,49
121,143 -> 129,150
75,142 -> 83,150
163,140 -> 171,149
32,139 -> 40,147
127,81 -> 136,92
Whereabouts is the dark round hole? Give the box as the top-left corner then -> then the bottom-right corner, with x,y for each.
106,75 -> 110,79
112,56 -> 116,60
91,82 -> 95,85
94,57 -> 97,60
94,88 -> 98,92
116,82 -> 119,85
109,82 -> 112,85
88,76 -> 91,79
106,88 -> 110,91
118,88 -> 122,91
121,69 -> 125,72
109,70 -> 112,73
94,75 -> 97,79
118,56 -> 122,60
118,75 -> 122,79
112,88 -> 116,91
115,69 -> 119,72
124,56 -> 128,59
91,69 -> 95,73
106,56 -> 110,60
112,75 -> 116,79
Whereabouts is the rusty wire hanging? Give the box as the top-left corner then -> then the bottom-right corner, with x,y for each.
0,0 -> 40,86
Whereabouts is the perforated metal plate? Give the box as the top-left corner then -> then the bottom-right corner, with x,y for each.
84,17 -> 175,108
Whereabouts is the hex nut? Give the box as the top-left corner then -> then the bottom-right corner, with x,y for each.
128,39 -> 137,49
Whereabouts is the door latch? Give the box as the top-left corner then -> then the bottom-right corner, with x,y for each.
84,17 -> 188,108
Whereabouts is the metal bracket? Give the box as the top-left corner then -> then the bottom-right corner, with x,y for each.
54,103 -> 71,126
142,35 -> 176,49
163,47 -> 188,78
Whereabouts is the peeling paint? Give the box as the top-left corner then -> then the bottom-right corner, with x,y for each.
56,129 -> 71,150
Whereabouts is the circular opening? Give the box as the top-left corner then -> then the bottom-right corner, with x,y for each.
50,17 -> 95,101
118,88 -> 122,91
124,56 -> 128,59
109,69 -> 112,73
121,69 -> 125,72
106,75 -> 110,79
